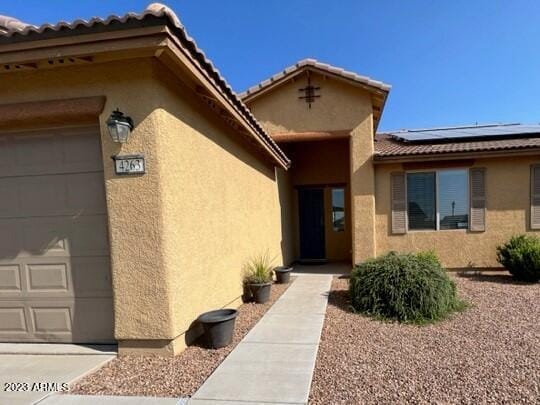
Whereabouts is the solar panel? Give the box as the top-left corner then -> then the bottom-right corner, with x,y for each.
390,124 -> 540,143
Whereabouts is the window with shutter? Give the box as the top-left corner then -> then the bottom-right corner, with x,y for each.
530,165 -> 540,229
391,172 -> 406,234
469,168 -> 486,232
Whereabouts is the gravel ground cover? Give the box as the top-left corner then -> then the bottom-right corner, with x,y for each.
71,281 -> 292,398
310,273 -> 540,404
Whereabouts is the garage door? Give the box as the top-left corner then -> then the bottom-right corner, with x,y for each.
0,127 -> 114,343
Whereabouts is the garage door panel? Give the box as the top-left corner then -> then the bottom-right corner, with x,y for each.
0,257 -> 111,299
0,299 -> 114,343
0,127 -> 114,344
19,175 -> 66,217
14,134 -> 63,175
71,298 -> 115,343
0,217 -> 67,257
66,172 -> 107,214
0,307 -> 28,335
0,221 -> 23,257
0,173 -> 105,219
1,129 -> 103,177
27,263 -> 69,293
0,178 -> 19,217
69,216 -> 110,256
0,265 -> 22,293
61,131 -> 104,173
71,257 -> 112,297
32,306 -> 72,334
22,217 -> 69,256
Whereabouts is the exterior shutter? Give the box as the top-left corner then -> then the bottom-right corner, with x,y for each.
469,168 -> 486,232
391,172 -> 407,234
530,165 -> 540,229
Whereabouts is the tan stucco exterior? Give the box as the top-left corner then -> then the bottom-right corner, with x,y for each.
0,55 -> 290,355
151,64 -> 288,350
244,66 -> 540,270
1,59 -> 174,345
247,71 -> 373,135
246,71 -> 374,263
3,3 -> 540,356
375,156 -> 540,268
279,140 -> 352,261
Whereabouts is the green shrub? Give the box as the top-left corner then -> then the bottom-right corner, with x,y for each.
243,251 -> 274,284
496,235 -> 540,282
350,251 -> 465,323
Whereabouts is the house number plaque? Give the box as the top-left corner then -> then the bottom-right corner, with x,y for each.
113,154 -> 145,175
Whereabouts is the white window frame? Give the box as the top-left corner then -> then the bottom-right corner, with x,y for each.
405,168 -> 469,232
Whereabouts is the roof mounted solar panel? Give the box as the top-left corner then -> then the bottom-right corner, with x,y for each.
389,123 -> 540,143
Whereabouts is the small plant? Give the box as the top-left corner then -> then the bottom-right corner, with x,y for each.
497,235 -> 540,282
350,251 -> 466,324
243,252 -> 274,284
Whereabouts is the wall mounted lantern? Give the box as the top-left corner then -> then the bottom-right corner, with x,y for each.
106,109 -> 134,143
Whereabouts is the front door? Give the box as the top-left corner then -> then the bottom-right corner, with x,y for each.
298,188 -> 325,260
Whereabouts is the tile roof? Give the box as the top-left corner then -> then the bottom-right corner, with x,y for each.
0,3 -> 290,168
374,132 -> 540,160
238,59 -> 391,100
0,15 -> 31,33
386,123 -> 540,143
238,59 -> 391,132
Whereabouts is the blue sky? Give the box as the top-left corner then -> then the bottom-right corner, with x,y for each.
2,1 -> 540,131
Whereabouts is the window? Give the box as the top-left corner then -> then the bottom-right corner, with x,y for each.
438,170 -> 469,230
406,169 -> 468,231
407,172 -> 436,230
332,188 -> 345,232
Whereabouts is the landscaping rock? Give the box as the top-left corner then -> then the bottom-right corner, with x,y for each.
310,273 -> 540,404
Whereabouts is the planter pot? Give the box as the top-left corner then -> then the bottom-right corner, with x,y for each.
248,282 -> 272,303
274,266 -> 293,284
198,308 -> 238,349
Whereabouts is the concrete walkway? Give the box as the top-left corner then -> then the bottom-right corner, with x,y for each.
190,274 -> 332,405
37,394 -> 184,404
0,351 -> 115,405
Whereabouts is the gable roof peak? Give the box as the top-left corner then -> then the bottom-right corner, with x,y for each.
239,58 -> 391,132
239,58 -> 391,101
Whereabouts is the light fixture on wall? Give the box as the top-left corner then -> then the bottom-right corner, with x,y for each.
106,109 -> 134,143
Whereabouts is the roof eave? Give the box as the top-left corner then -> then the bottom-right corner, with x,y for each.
373,147 -> 540,164
239,63 -> 390,132
0,6 -> 291,169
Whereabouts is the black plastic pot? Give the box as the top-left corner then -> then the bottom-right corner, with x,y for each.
248,282 -> 272,303
274,266 -> 293,284
198,308 -> 238,349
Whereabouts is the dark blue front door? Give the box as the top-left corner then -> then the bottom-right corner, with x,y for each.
298,188 -> 326,260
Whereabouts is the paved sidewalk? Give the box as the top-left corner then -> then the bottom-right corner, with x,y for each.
0,353 -> 114,405
190,275 -> 332,405
37,394 -> 185,404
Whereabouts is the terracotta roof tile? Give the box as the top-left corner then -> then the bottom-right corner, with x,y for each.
0,3 -> 290,168
374,133 -> 540,159
238,58 -> 391,100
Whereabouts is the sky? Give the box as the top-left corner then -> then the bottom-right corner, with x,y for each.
2,1 -> 540,132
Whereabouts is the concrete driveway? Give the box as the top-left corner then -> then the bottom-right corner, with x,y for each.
0,344 -> 115,405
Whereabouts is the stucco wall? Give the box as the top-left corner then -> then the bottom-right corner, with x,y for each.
375,156 -> 540,268
246,75 -> 374,262
150,63 -> 290,345
246,71 -> 373,134
282,140 -> 352,261
0,57 -> 291,354
0,59 -> 176,345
